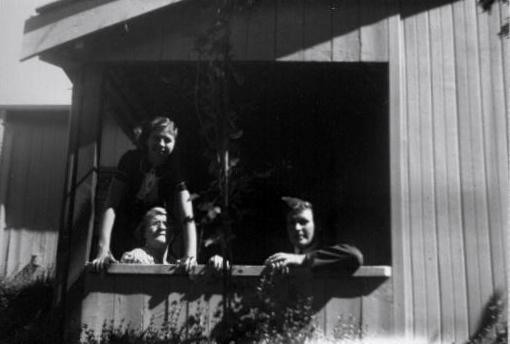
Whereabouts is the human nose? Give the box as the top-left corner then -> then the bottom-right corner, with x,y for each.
156,138 -> 166,147
292,222 -> 302,232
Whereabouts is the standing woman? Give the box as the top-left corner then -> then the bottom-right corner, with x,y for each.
91,116 -> 197,271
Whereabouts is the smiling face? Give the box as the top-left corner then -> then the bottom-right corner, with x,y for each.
146,127 -> 176,166
144,213 -> 169,250
286,208 -> 315,249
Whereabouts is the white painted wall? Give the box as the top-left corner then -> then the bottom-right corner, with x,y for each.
0,0 -> 71,105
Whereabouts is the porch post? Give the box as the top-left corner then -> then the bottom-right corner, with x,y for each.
54,64 -> 104,340
0,110 -> 11,277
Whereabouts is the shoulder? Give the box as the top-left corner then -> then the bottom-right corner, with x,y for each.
120,247 -> 154,264
115,150 -> 143,181
118,150 -> 143,167
159,156 -> 186,187
325,244 -> 364,264
305,243 -> 363,271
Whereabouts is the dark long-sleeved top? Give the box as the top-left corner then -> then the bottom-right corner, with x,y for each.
302,243 -> 363,273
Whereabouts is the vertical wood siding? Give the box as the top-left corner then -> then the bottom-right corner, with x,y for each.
0,112 -> 68,277
398,1 -> 508,342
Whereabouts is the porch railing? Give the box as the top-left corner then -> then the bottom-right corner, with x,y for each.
76,264 -> 392,340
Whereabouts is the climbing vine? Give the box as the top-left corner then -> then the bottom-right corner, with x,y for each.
192,0 -> 261,260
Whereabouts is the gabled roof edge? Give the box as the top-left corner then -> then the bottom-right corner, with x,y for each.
21,0 -> 184,62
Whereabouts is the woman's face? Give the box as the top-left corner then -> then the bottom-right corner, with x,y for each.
145,213 -> 169,249
286,208 -> 315,249
146,127 -> 176,165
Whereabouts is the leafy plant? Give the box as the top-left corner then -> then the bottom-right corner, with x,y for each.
81,302 -> 208,344
192,0 -> 271,270
0,276 -> 58,343
465,290 -> 508,344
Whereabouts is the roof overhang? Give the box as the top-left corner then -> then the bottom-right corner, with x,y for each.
21,0 -> 184,61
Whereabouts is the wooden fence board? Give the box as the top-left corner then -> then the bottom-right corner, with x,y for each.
0,112 -> 12,276
230,6 -> 250,60
245,0 -> 276,60
275,0 -> 304,61
404,14 -> 428,339
303,0 -> 332,61
388,4 -> 412,337
483,2 -> 509,293
81,273 -> 115,336
362,279 -> 393,338
452,2 -> 479,335
113,274 -> 145,330
465,0 -> 495,331
7,125 -> 32,229
159,2 -> 202,61
429,7 -> 455,344
24,125 -> 44,227
453,0 -> 492,333
40,122 -> 59,229
359,0 -> 389,61
416,10 -> 441,342
440,4 -> 470,342
331,0 -> 361,62
322,279 -> 362,336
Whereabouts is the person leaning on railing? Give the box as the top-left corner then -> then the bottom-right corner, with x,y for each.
120,207 -> 176,264
211,196 -> 363,274
91,116 -> 197,272
264,197 -> 363,274
120,207 -> 226,271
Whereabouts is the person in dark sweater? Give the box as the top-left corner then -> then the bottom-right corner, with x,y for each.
91,117 -> 197,272
264,197 -> 363,274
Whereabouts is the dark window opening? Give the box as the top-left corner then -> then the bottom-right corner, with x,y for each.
99,62 -> 390,266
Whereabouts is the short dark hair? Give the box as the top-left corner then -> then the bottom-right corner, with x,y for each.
137,116 -> 178,152
281,196 -> 312,214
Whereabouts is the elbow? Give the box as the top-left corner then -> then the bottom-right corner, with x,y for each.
351,247 -> 363,268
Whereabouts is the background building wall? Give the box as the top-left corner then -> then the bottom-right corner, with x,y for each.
0,109 -> 68,276
0,0 -> 71,277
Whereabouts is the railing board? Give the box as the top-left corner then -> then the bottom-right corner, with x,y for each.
86,264 -> 391,277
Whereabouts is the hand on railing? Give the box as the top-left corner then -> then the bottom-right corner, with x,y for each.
176,256 -> 197,273
208,255 -> 230,272
90,250 -> 118,272
264,252 -> 306,274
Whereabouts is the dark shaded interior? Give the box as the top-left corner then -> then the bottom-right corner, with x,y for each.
105,62 -> 390,265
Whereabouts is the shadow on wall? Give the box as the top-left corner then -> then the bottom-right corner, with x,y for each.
83,0 -> 464,62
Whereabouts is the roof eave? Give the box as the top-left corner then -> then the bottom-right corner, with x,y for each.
21,0 -> 184,62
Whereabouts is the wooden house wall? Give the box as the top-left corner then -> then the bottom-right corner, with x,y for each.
397,2 -> 508,343
56,0 -> 507,342
0,110 -> 68,277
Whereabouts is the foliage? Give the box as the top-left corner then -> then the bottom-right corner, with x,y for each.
465,291 -> 508,344
209,271 -> 317,344
192,0 -> 270,264
81,302 -> 208,344
0,275 -> 58,344
478,0 -> 509,38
